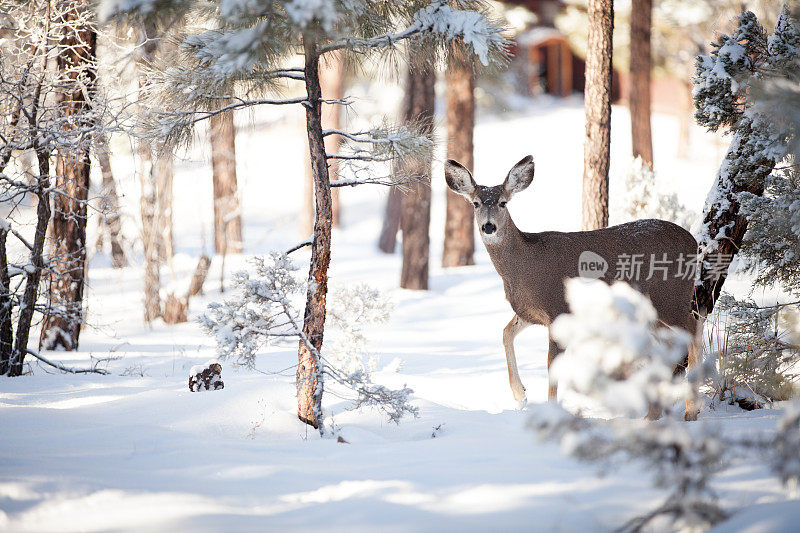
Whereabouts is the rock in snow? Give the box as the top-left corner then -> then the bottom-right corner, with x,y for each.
188,361 -> 224,392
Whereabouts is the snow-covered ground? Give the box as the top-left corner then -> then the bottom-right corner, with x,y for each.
1,98 -> 796,531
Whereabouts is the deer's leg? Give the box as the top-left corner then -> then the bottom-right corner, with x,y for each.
503,314 -> 530,405
547,335 -> 560,401
684,324 -> 701,421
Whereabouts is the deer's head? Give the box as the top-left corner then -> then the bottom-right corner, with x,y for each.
445,155 -> 535,245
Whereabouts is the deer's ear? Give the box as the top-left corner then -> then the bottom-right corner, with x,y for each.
445,159 -> 477,197
504,155 -> 535,196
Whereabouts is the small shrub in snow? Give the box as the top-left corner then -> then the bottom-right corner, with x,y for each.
530,279 -> 727,532
614,156 -> 695,230
200,253 -> 417,427
189,361 -> 225,392
710,296 -> 798,408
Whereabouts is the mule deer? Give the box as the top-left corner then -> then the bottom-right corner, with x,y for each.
445,156 -> 700,420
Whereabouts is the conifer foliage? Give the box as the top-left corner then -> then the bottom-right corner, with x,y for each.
692,6 -> 800,317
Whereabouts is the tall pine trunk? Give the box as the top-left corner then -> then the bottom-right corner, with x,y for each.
302,51 -> 343,236
137,22 -> 161,322
95,132 -> 126,267
297,37 -> 331,431
629,0 -> 653,166
40,0 -> 96,351
442,55 -> 475,267
582,0 -> 614,231
210,111 -> 243,254
400,65 -> 435,289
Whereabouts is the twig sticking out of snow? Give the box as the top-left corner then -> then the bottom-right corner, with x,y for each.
26,350 -> 109,375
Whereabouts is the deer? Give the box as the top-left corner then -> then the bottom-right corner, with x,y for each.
445,155 -> 701,420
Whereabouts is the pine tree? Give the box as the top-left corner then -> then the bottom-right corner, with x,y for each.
210,110 -> 243,254
692,6 -> 800,318
39,0 -> 97,351
582,0 -> 613,230
103,0 -> 506,431
629,0 -> 652,166
442,49 -> 475,268
400,63 -> 435,290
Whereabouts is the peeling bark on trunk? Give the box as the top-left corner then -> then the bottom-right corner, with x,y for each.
40,0 -> 96,351
297,37 -> 330,431
400,65 -> 435,290
210,111 -> 243,254
443,56 -> 475,267
378,187 -> 402,253
95,133 -> 126,267
629,0 -> 653,166
582,0 -> 613,231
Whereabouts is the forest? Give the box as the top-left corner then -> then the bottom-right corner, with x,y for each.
0,0 -> 798,531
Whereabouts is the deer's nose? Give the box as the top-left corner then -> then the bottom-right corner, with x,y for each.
482,222 -> 497,234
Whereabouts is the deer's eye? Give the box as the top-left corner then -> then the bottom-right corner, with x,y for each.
473,201 -> 480,208
499,201 -> 507,208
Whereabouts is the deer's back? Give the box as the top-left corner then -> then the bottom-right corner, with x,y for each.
506,219 -> 697,330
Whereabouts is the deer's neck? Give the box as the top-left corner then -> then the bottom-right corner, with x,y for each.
483,218 -> 534,279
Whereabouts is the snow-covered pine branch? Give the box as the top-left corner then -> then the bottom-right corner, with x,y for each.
530,278 -> 726,532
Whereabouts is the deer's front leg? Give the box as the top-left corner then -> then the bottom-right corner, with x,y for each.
503,314 -> 530,406
547,334 -> 561,401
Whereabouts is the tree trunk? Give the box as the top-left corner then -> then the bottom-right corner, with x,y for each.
378,187 -> 402,253
0,229 -> 12,374
692,122 -> 783,318
187,255 -> 211,297
139,142 -> 162,322
297,37 -> 331,431
303,51 -> 343,235
95,132 -> 126,267
629,0 -> 653,166
10,150 -> 51,375
40,0 -> 96,351
582,0 -> 614,231
677,78 -> 692,159
210,111 -> 243,254
155,154 -> 173,261
400,65 -> 435,290
137,22 -> 163,322
442,55 -> 475,267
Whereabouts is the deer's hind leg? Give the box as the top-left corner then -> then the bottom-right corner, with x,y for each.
503,314 -> 531,406
547,335 -> 560,401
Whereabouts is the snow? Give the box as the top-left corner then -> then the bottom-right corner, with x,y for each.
414,4 -> 505,66
0,96 -> 794,530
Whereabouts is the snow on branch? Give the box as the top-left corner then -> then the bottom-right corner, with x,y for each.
321,0 -> 508,66
325,120 -> 435,189
200,253 -> 418,426
530,279 -> 726,532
